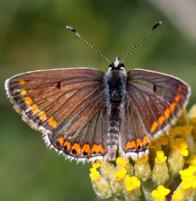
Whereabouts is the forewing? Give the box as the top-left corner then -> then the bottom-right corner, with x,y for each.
5,68 -> 108,161
121,69 -> 191,156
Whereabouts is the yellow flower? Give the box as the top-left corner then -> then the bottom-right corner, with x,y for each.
187,155 -> 196,166
91,176 -> 112,199
151,185 -> 170,201
189,104 -> 196,124
155,150 -> 167,164
124,175 -> 141,201
170,138 -> 189,156
171,188 -> 185,201
116,157 -> 129,167
152,151 -> 169,185
92,161 -> 101,169
177,110 -> 188,125
116,157 -> 133,174
134,156 -> 151,182
159,135 -> 169,145
124,175 -> 141,191
168,150 -> 185,176
114,168 -> 127,181
89,104 -> 196,201
150,140 -> 162,151
99,161 -> 115,180
169,125 -> 192,139
89,168 -> 101,181
180,166 -> 196,189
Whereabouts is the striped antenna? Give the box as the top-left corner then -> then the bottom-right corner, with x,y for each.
121,21 -> 162,62
66,25 -> 111,64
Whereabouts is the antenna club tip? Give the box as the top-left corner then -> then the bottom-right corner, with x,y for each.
152,21 -> 162,30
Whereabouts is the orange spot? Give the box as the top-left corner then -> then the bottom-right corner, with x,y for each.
82,144 -> 91,157
170,102 -> 176,112
18,79 -> 26,85
20,89 -> 27,96
92,144 -> 98,153
164,108 -> 171,120
142,136 -> 150,146
136,138 -> 142,149
71,143 -> 81,155
150,121 -> 158,133
38,111 -> 47,121
24,97 -> 32,106
92,144 -> 105,154
97,145 -> 105,154
125,141 -> 136,151
175,95 -> 180,103
64,141 -> 71,151
48,117 -> 58,128
158,115 -> 165,126
56,136 -> 65,147
31,104 -> 39,114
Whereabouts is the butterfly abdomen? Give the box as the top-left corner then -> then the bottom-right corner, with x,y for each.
106,70 -> 126,160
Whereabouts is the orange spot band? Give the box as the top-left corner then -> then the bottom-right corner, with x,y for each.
92,144 -> 105,154
20,89 -> 27,96
38,111 -> 47,121
64,141 -> 71,151
150,121 -> 158,133
48,117 -> 58,128
31,104 -> 39,114
170,102 -> 176,112
158,115 -> 165,126
125,136 -> 150,152
82,144 -> 91,157
175,95 -> 180,103
18,79 -> 26,85
71,143 -> 81,155
164,108 -> 170,120
125,141 -> 136,151
56,136 -> 64,146
24,97 -> 32,106
136,138 -> 142,149
142,136 -> 149,146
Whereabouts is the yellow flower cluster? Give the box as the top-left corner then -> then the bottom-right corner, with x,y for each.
89,105 -> 196,201
151,185 -> 170,201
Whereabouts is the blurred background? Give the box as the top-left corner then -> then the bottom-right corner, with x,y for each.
0,0 -> 196,201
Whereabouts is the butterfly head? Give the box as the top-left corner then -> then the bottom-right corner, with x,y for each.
109,57 -> 125,70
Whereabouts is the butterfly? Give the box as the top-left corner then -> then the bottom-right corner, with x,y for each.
4,23 -> 191,162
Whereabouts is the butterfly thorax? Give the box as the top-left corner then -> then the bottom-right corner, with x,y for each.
107,56 -> 126,103
105,63 -> 127,160
107,70 -> 126,105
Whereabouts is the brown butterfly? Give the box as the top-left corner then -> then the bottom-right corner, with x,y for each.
4,22 -> 191,162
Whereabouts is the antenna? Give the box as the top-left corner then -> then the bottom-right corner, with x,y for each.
121,21 -> 162,62
66,25 -> 111,64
